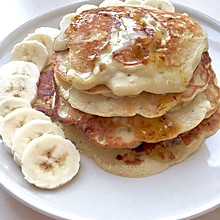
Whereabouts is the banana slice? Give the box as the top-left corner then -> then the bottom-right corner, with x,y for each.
21,134 -> 80,189
0,61 -> 40,84
34,27 -> 61,38
24,28 -> 60,65
99,0 -> 125,7
59,13 -> 76,31
76,4 -> 98,14
12,119 -> 65,166
140,0 -> 175,12
58,6 -> 96,43
0,75 -> 37,103
10,40 -> 49,71
1,107 -> 50,153
0,97 -> 31,125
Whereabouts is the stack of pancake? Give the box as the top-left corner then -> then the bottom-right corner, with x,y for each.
38,2 -> 220,177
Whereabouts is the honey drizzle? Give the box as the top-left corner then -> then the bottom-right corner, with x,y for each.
131,115 -> 178,142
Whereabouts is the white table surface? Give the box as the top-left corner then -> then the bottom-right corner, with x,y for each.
0,0 -> 219,219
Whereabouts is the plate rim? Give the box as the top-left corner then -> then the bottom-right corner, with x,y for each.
0,1 -> 220,220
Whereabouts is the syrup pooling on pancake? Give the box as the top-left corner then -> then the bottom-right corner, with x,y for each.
54,6 -> 208,96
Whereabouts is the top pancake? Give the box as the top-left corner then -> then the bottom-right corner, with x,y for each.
53,6 -> 208,96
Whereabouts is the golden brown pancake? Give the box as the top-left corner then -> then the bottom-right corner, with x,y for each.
53,6 -> 208,96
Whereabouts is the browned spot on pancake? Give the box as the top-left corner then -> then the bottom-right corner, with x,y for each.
113,37 -> 151,65
116,153 -> 144,165
66,8 -> 121,73
36,70 -> 54,103
33,70 -> 55,119
147,9 -> 203,66
115,137 -> 183,164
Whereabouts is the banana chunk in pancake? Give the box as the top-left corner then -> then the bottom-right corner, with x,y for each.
53,6 -> 208,96
59,106 -> 220,177
54,52 -> 211,118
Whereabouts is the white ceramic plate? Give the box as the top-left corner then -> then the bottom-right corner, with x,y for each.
0,1 -> 220,220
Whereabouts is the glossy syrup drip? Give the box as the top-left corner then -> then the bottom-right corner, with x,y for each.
131,115 -> 178,142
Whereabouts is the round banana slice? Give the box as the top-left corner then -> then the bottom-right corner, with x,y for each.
34,27 -> 61,38
99,0 -> 125,7
76,4 -> 98,14
21,134 -> 80,189
59,13 -> 76,31
0,61 -> 40,84
0,97 -> 31,125
0,75 -> 37,103
24,29 -> 60,65
140,0 -> 175,12
12,119 -> 65,166
10,40 -> 49,72
1,107 -> 50,153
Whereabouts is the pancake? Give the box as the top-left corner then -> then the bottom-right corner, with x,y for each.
54,52 -> 211,118
53,6 -> 208,96
59,105 -> 220,177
